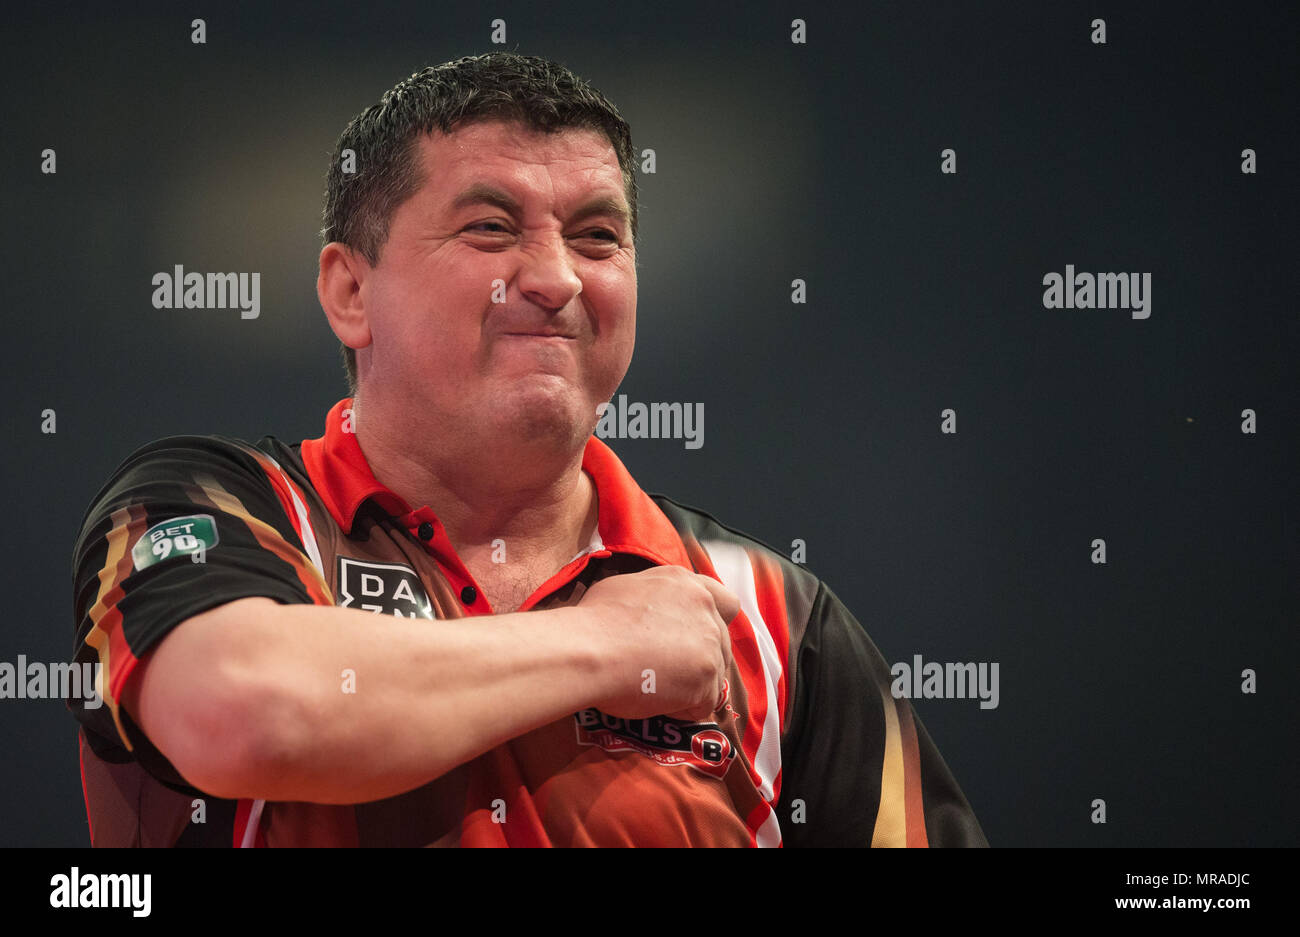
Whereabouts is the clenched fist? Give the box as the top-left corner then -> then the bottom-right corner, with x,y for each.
576,566 -> 740,722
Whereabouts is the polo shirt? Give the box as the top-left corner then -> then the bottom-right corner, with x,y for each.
68,398 -> 988,847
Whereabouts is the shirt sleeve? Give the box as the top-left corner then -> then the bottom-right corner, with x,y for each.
775,581 -> 989,847
67,435 -> 331,790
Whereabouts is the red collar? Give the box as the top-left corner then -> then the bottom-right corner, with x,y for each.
300,398 -> 691,569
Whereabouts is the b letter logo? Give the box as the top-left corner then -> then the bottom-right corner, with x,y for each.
691,729 -> 732,768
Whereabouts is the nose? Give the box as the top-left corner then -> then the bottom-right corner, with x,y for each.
516,234 -> 583,311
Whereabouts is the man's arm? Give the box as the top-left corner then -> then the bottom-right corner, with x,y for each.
122,567 -> 738,805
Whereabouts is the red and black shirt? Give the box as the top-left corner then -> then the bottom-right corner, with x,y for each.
69,398 -> 987,847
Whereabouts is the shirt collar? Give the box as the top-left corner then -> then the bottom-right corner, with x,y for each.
300,398 -> 691,569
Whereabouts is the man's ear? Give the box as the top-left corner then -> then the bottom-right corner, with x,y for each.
318,242 -> 372,352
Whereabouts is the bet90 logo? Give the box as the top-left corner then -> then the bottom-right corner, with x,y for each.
132,514 -> 219,570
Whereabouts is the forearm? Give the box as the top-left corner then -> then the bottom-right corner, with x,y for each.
130,597 -> 608,804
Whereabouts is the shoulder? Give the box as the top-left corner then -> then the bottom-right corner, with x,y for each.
648,493 -> 826,641
82,432 -> 298,497
647,493 -> 800,571
72,432 -> 301,551
91,432 -> 277,481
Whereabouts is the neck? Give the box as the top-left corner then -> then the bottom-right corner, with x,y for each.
350,394 -> 598,562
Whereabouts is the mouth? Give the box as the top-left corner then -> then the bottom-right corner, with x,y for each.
501,332 -> 577,340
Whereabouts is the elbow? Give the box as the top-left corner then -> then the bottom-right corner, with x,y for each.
169,662 -> 315,801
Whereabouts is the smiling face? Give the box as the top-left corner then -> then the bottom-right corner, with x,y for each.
353,119 -> 637,456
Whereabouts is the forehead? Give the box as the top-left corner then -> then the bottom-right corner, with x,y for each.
413,119 -> 627,204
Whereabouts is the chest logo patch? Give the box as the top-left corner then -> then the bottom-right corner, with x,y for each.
335,556 -> 435,619
573,708 -> 735,779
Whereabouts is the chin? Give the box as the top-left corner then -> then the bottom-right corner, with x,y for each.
494,382 -> 591,448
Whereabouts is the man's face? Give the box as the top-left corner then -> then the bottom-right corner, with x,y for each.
357,119 -> 636,453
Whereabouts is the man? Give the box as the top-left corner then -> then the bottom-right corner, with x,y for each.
68,52 -> 987,847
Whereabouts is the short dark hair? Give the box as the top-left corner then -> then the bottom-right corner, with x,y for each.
320,52 -> 639,396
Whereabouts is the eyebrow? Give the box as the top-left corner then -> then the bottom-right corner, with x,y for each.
450,183 -> 631,230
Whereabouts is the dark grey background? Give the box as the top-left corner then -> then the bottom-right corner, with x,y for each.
3,1 -> 1295,846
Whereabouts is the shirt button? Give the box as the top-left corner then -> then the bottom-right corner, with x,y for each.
417,522 -> 434,541
460,585 -> 477,606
